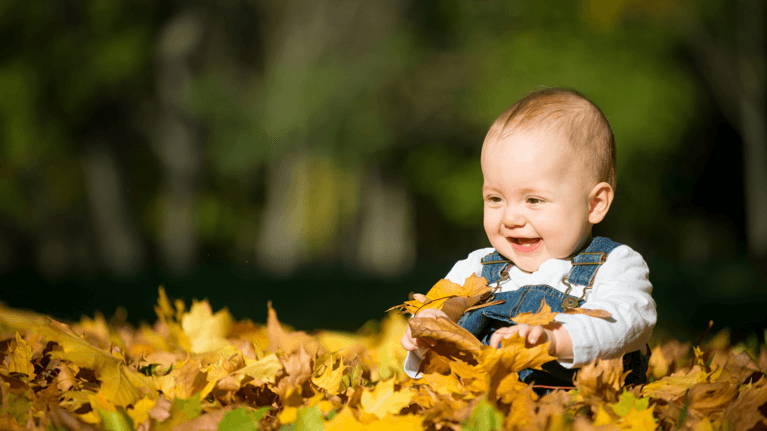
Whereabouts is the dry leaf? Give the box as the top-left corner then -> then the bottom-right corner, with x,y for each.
512,299 -> 612,326
408,316 -> 482,353
389,275 -> 492,315
359,378 -> 413,420
1,284 -> 766,431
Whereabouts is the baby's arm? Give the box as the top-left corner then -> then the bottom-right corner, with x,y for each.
553,245 -> 656,367
488,322 -> 573,360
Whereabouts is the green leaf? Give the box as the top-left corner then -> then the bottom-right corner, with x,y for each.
99,409 -> 134,431
610,391 -> 650,417
295,406 -> 324,431
175,394 -> 202,420
218,407 -> 271,431
6,392 -> 32,426
463,398 -> 503,431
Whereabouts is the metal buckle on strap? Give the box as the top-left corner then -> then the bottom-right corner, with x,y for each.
561,277 -> 591,309
571,252 -> 607,265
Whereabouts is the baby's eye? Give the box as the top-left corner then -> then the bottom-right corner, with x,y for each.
485,195 -> 503,203
526,197 -> 544,205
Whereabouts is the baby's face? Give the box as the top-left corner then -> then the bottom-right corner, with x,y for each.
481,128 -> 598,273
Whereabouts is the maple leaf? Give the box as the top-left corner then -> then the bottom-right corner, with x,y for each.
389,275 -> 492,315
180,300 -> 232,354
575,357 -> 628,403
641,365 -> 710,402
477,333 -> 552,408
154,286 -> 192,352
512,299 -> 612,326
720,378 -> 767,430
367,312 -> 410,380
421,370 -> 468,397
359,378 -> 414,421
478,333 -> 555,374
266,301 -> 318,354
5,332 -> 35,378
609,391 -> 650,417
311,353 -> 347,395
35,319 -> 156,407
238,353 -> 282,384
408,316 -> 482,354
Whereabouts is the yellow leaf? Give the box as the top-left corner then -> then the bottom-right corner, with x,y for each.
495,372 -> 528,404
278,406 -> 298,425
153,289 -> 191,353
479,333 -> 555,373
36,319 -> 156,407
365,414 -> 424,431
512,299 -> 611,326
325,408 -> 364,431
312,354 -> 347,394
421,371 -> 466,396
360,378 -> 413,420
391,275 -> 492,315
368,312 -> 409,380
127,396 -> 156,425
575,357 -> 629,398
641,366 -> 709,401
593,405 -> 615,426
7,332 -> 35,378
620,406 -> 656,430
181,300 -> 232,354
240,353 -> 283,384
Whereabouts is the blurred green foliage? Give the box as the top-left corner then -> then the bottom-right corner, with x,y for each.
0,0 -> 764,336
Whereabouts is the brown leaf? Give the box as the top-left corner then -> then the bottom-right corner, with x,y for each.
274,345 -> 314,400
720,377 -> 767,430
575,357 -> 628,402
722,350 -> 762,384
563,307 -> 612,320
266,302 -> 317,355
408,316 -> 482,354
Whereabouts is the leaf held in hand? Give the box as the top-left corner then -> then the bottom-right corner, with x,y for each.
408,316 -> 482,353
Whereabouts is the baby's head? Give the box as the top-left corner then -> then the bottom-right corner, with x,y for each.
480,88 -> 616,272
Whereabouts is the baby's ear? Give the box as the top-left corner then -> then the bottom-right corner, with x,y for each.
587,182 -> 614,224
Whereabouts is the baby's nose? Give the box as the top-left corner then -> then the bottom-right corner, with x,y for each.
502,208 -> 525,227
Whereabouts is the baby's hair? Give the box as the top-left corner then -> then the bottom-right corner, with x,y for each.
484,88 -> 616,190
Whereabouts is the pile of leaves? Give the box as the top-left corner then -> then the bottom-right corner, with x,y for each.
1,279 -> 766,430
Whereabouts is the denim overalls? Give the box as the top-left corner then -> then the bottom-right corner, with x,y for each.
456,237 -> 649,387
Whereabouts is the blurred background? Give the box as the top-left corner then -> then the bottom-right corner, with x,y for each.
1,0 -> 765,344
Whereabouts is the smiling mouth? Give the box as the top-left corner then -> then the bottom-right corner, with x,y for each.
510,237 -> 542,253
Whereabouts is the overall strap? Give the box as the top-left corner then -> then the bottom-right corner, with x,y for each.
566,236 -> 622,287
480,252 -> 511,285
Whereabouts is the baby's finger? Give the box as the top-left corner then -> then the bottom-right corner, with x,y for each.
515,323 -> 532,339
401,328 -> 418,351
526,326 -> 546,345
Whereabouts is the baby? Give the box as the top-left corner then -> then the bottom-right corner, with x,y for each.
401,88 -> 656,386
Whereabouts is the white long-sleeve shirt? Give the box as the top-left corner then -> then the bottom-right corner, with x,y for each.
404,244 -> 656,378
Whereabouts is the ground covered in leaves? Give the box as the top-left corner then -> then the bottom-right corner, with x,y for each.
1,286 -> 766,431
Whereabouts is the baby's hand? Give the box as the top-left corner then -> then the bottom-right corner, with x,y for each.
400,308 -> 448,351
489,323 -> 556,355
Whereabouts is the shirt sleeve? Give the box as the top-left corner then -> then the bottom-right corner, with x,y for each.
554,245 -> 656,368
